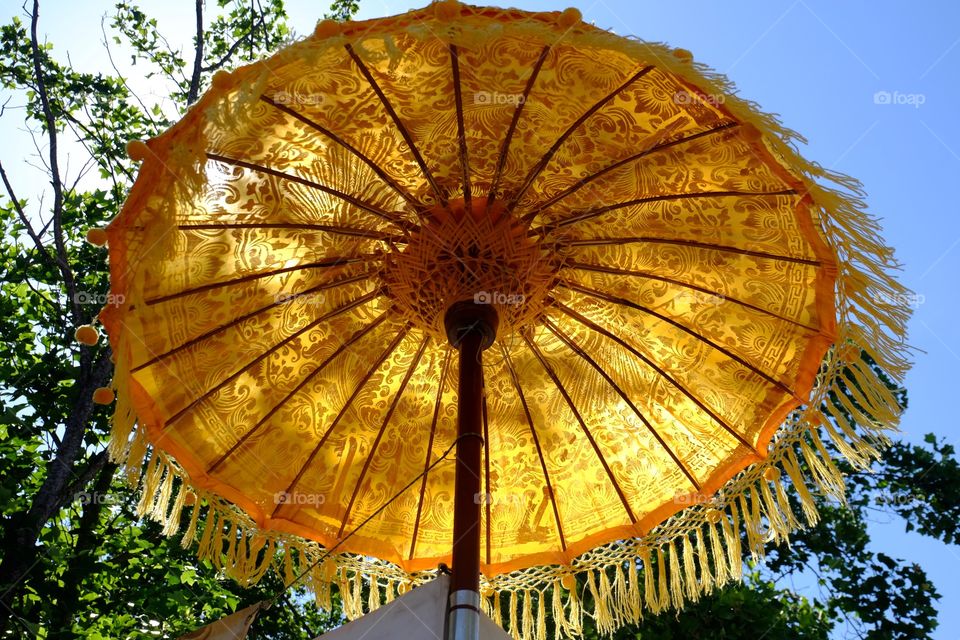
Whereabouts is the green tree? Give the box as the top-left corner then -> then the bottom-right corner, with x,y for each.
0,1 -> 956,639
0,1 -> 356,637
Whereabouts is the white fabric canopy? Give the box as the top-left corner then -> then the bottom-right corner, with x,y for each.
176,602 -> 263,639
315,575 -> 509,640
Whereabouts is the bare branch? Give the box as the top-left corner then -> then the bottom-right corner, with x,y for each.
99,15 -> 161,131
186,0 -> 204,105
0,160 -> 61,273
29,0 -> 80,323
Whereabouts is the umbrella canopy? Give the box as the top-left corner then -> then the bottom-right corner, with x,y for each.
98,2 -> 910,637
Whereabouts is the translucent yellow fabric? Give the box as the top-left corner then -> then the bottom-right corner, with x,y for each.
105,2 -> 845,578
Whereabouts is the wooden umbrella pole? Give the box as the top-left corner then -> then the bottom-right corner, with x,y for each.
444,301 -> 498,640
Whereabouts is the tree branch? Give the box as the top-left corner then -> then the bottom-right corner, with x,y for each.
186,0 -> 204,105
0,160 -> 60,274
29,0 -> 80,324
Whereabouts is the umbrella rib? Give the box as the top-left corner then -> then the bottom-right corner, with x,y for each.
521,121 -> 739,219
206,312 -> 390,474
272,323 -> 413,518
559,235 -> 820,267
537,188 -> 798,232
521,333 -> 637,524
206,152 -> 414,232
259,95 -> 423,209
177,222 -> 402,242
345,44 -> 448,208
559,281 -> 799,400
487,45 -> 550,210
132,271 -> 371,373
506,65 -> 654,212
480,366 -> 491,566
564,260 -> 821,332
338,333 -> 430,539
409,348 -> 452,561
143,255 -> 372,306
553,301 -> 762,457
500,343 -> 567,552
450,45 -> 472,209
543,317 -> 702,492
161,289 -> 383,429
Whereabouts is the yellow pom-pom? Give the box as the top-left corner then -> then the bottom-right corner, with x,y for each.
86,228 -> 108,247
74,325 -> 100,346
560,573 -> 576,590
480,585 -> 494,598
211,70 -> 232,90
706,508 -> 723,524
126,140 -> 149,162
763,467 -> 781,482
557,7 -> 581,28
672,48 -> 693,63
398,580 -> 411,595
92,387 -> 115,405
434,0 -> 459,21
314,19 -> 341,38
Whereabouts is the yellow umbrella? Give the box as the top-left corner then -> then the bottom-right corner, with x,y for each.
97,2 -> 910,638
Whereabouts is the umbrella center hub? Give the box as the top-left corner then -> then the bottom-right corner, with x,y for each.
382,197 -> 558,344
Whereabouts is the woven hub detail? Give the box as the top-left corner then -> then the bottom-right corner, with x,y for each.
382,197 -> 559,343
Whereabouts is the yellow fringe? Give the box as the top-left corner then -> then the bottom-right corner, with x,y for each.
612,564 -> 628,624
682,535 -> 699,602
666,541 -> 684,611
566,576 -> 582,637
722,503 -> 743,581
522,589 -> 534,640
743,490 -> 764,557
536,591 -> 546,640
181,497 -> 201,548
161,480 -> 186,537
352,571 -> 363,620
781,449 -> 820,525
626,559 -> 642,622
707,519 -> 728,585
368,577 -> 380,611
759,481 -> 789,544
551,581 -> 564,640
641,547 -> 657,614
656,547 -> 669,612
694,528 -> 712,595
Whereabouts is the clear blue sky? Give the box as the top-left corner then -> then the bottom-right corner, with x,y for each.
4,0 -> 958,637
